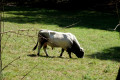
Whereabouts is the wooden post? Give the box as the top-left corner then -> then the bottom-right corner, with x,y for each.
116,66 -> 120,80
0,1 -> 2,80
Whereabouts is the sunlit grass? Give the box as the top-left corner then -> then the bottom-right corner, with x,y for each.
1,6 -> 120,80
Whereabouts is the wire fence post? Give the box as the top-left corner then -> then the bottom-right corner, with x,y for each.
0,1 -> 2,80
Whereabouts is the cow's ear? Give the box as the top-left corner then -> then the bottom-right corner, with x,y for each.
81,48 -> 84,51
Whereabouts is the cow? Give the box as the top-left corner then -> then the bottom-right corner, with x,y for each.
33,29 -> 84,58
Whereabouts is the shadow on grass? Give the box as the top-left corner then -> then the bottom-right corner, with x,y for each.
27,54 -> 56,58
27,54 -> 77,59
4,6 -> 118,31
87,47 -> 120,62
27,54 -> 37,57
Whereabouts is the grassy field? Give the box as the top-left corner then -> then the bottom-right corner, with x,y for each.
1,6 -> 120,80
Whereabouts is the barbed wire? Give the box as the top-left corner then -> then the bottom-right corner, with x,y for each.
1,20 -> 80,80
0,1 -> 81,79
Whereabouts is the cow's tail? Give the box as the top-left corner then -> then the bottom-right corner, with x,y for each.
33,40 -> 38,51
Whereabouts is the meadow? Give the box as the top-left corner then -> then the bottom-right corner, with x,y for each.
1,6 -> 120,80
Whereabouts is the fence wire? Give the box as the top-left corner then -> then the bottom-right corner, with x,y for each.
1,20 -> 80,80
0,0 -> 81,79
1,1 -> 120,79
0,2 -> 81,79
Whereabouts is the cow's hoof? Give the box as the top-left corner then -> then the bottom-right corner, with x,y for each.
59,56 -> 62,58
69,57 -> 72,58
46,55 -> 49,57
37,54 -> 40,56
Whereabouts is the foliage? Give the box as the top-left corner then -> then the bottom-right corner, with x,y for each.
3,0 -> 120,10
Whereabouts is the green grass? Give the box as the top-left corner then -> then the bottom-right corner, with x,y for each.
1,6 -> 120,80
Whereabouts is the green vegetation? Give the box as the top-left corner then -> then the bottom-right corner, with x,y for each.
2,6 -> 120,80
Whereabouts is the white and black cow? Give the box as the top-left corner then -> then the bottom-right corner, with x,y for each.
33,29 -> 84,58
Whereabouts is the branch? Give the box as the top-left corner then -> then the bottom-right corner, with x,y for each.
114,24 -> 120,30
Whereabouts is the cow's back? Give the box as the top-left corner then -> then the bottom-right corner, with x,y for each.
39,29 -> 74,49
48,32 -> 73,49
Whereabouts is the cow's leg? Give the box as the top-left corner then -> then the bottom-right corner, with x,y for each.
37,42 -> 44,56
67,48 -> 72,58
68,52 -> 72,58
59,48 -> 64,57
43,43 -> 49,57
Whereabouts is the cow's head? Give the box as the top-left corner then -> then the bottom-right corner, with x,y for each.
71,40 -> 84,58
74,48 -> 84,58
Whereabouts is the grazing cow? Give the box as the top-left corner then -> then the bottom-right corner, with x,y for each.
33,29 -> 84,58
